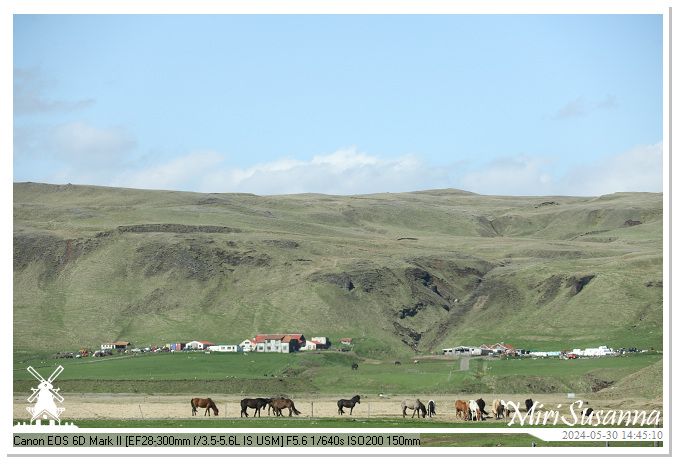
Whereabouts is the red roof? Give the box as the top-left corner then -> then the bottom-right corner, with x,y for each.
255,334 -> 304,343
483,342 -> 517,351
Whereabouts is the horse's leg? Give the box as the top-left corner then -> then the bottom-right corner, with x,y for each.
349,406 -> 353,416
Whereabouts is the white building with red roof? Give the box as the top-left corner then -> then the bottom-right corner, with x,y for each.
254,334 -> 305,353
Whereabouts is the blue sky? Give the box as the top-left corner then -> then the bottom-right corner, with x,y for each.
13,11 -> 666,196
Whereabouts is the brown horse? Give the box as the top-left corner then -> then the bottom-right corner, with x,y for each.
269,397 -> 301,416
191,397 -> 219,416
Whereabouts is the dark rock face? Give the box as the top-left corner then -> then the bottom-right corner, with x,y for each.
567,275 -> 595,296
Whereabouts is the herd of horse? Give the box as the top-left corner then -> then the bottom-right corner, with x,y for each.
190,396 -> 592,421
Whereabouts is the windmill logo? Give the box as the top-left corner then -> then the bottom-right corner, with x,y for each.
25,365 -> 65,424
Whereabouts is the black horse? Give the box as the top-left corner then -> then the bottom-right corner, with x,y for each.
427,400 -> 436,417
337,395 -> 361,415
476,398 -> 489,418
240,398 -> 271,417
351,364 -> 358,370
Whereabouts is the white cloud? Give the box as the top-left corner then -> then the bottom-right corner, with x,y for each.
457,142 -> 663,197
199,147 -> 452,195
552,94 -> 619,120
49,121 -> 137,167
13,67 -> 94,116
115,150 -> 226,192
558,142 -> 663,195
458,154 -> 556,196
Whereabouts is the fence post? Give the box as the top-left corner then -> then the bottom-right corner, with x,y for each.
311,402 -> 314,418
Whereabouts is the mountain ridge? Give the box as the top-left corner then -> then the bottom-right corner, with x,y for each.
13,182 -> 663,358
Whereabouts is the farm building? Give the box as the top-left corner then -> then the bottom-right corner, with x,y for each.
254,334 -> 305,353
207,345 -> 242,352
442,346 -> 488,356
101,342 -> 130,350
572,346 -> 614,356
239,339 -> 257,352
312,336 -> 328,346
186,341 -> 214,350
481,342 -> 523,354
299,340 -> 324,351
341,338 -> 352,345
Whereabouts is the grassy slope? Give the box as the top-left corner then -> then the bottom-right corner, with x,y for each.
13,183 -> 663,358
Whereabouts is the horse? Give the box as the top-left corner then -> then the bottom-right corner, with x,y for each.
468,399 -> 481,421
455,400 -> 469,421
337,395 -> 360,415
401,399 -> 427,418
351,363 -> 358,370
190,398 -> 218,416
582,407 -> 594,417
394,361 -> 401,366
269,397 -> 301,416
525,398 -> 534,412
427,400 -> 436,417
476,398 -> 489,418
240,398 -> 270,417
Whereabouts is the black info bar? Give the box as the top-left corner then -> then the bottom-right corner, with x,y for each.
13,433 -> 421,447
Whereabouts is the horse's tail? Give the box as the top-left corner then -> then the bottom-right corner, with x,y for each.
211,399 -> 219,415
291,401 -> 301,416
190,398 -> 196,415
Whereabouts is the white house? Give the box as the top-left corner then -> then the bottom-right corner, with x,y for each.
207,345 -> 242,352
254,334 -> 304,353
239,339 -> 256,352
311,337 -> 328,346
443,346 -> 483,356
186,341 -> 214,350
300,340 -> 323,351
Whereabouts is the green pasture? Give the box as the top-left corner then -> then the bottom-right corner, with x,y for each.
13,350 -> 662,396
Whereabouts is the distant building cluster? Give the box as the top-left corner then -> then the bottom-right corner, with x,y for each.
442,342 -> 622,358
100,334 -> 332,354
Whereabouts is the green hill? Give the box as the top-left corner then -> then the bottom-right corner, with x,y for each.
13,182 -> 663,358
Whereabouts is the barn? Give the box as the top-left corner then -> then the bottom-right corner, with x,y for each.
186,341 -> 215,350
443,346 -> 485,356
101,342 -> 130,350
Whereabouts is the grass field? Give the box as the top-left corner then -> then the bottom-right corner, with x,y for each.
13,350 -> 663,397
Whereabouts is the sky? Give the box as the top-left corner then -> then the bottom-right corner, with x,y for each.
12,9 -> 666,197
